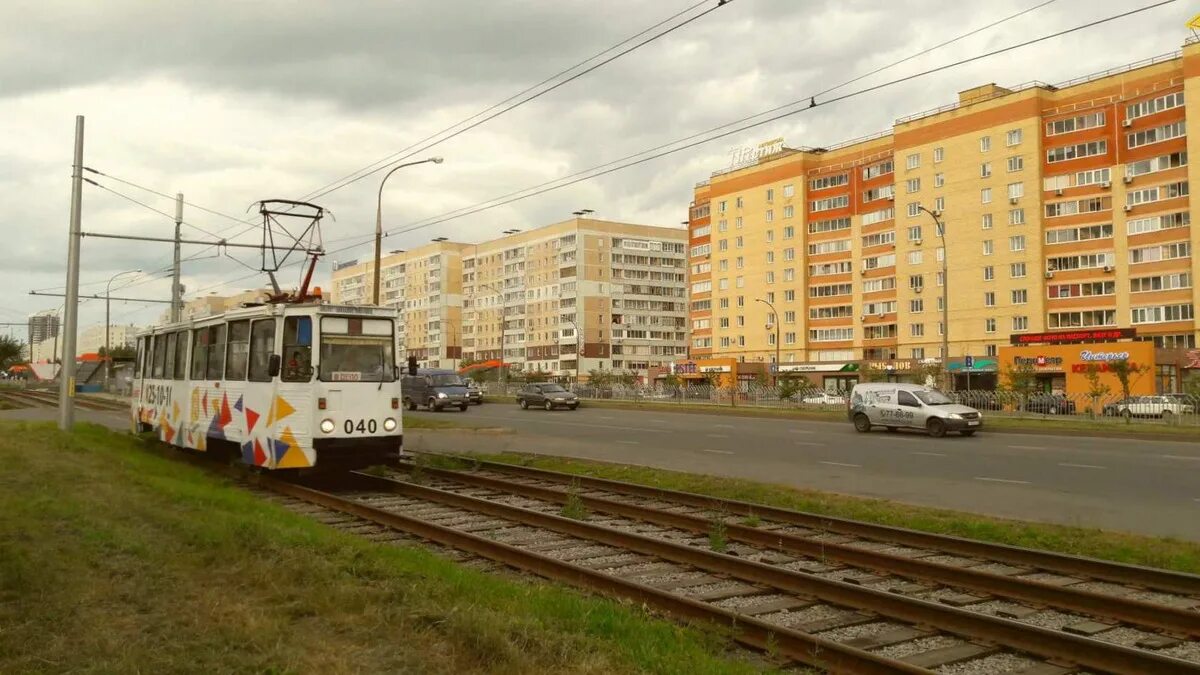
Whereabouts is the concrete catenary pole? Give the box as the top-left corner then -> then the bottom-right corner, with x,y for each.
171,193 -> 183,322
59,115 -> 85,431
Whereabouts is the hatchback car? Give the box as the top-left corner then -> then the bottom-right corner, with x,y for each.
1024,393 -> 1076,415
1105,395 -> 1194,418
516,383 -> 580,410
849,382 -> 982,437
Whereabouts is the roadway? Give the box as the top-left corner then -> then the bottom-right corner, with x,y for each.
408,403 -> 1200,540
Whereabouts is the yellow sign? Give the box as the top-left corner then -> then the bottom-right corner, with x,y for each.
1188,12 -> 1200,31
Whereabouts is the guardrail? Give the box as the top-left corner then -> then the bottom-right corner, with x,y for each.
481,383 -> 1200,427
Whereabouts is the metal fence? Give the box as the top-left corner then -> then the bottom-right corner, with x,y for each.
482,382 -> 1200,427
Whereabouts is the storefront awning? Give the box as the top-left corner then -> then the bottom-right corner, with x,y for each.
947,358 -> 998,372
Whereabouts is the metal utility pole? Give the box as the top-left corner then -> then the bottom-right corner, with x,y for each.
373,157 -> 443,305
59,116 -> 84,431
756,298 -> 781,385
918,205 -> 950,390
171,193 -> 183,322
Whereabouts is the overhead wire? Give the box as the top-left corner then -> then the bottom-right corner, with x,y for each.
297,0 -> 730,203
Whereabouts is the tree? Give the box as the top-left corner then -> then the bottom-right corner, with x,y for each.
587,368 -> 615,389
0,336 -> 25,371
753,370 -> 769,388
1184,372 -> 1200,399
1002,360 -> 1039,410
1108,359 -> 1147,423
661,371 -> 681,390
860,363 -> 888,382
918,361 -> 947,390
616,370 -> 638,388
98,344 -> 136,361
1083,364 -> 1111,419
777,377 -> 805,401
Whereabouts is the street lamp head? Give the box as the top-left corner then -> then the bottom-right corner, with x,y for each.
430,157 -> 444,164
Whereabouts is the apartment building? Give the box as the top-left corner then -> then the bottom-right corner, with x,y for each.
329,240 -> 470,369
461,218 -> 689,380
687,40 -> 1200,393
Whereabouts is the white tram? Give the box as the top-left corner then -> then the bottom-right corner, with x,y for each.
132,301 -> 404,470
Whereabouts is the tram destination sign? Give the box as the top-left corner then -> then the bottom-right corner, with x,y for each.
1009,328 -> 1135,345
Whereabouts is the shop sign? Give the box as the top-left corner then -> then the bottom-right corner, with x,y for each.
699,365 -> 731,373
866,360 -> 916,371
1079,350 -> 1131,362
727,137 -> 786,171
1013,355 -> 1065,368
776,363 -> 846,373
1010,328 -> 1135,345
672,362 -> 698,374
1070,361 -> 1142,374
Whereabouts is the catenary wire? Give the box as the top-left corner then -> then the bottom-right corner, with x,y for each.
297,0 -> 729,203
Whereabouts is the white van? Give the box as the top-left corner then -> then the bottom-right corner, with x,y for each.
848,382 -> 983,437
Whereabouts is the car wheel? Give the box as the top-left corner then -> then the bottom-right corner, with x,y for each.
519,400 -> 528,410
961,430 -> 976,437
404,398 -> 417,411
927,418 -> 946,438
544,400 -> 554,411
428,398 -> 439,411
1122,408 -> 1133,419
885,426 -> 898,433
1161,409 -> 1173,419
853,414 -> 871,433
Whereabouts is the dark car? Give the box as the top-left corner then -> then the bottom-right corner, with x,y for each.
516,383 -> 579,410
1024,393 -> 1076,415
463,378 -> 484,405
401,369 -> 470,412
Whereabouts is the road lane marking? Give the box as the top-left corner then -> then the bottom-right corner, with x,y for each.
1058,462 -> 1106,470
616,440 -> 639,445
650,419 -> 668,423
820,461 -> 861,468
1008,445 -> 1048,451
789,429 -> 815,435
974,477 -> 1031,485
597,416 -> 615,420
794,441 -> 825,447
1162,455 -> 1200,461
714,423 -> 736,429
700,449 -> 734,455
504,418 -> 669,433
912,451 -> 947,457
706,433 -> 729,438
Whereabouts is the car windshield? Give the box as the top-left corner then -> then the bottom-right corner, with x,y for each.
431,374 -> 464,386
319,337 -> 394,382
540,384 -> 566,393
913,389 -> 953,405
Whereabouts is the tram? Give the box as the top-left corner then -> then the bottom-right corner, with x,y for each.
132,300 -> 404,470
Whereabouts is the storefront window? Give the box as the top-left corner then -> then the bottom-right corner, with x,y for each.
1156,364 -> 1177,393
824,375 -> 858,393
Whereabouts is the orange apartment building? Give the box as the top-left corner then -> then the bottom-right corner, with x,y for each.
687,40 -> 1200,394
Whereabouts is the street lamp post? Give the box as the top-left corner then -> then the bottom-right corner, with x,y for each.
917,205 -> 950,389
373,157 -> 443,305
755,298 -> 781,385
104,269 -> 141,391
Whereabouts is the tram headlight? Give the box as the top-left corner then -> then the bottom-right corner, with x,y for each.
320,419 -> 335,434
383,417 -> 397,432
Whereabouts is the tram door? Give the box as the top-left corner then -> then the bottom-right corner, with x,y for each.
270,315 -> 315,468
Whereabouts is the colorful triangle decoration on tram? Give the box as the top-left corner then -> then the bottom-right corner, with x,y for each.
207,414 -> 226,441
274,396 -> 295,423
201,392 -> 209,416
253,439 -> 267,466
233,395 -> 243,413
241,441 -> 255,465
190,388 -> 200,422
272,437 -> 290,463
277,447 -> 309,469
163,420 -> 176,444
246,407 -> 260,433
219,394 -> 232,427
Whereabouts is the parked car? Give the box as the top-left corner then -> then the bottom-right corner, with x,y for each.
463,378 -> 484,405
401,369 -> 470,412
516,383 -> 580,410
1105,395 -> 1194,418
1023,393 -> 1076,415
848,382 -> 982,437
802,391 -> 846,406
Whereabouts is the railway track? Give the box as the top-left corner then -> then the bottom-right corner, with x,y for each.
0,389 -> 128,412
241,459 -> 1200,674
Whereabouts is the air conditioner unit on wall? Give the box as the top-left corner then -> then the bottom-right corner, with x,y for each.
1009,197 -> 1019,205
1055,188 -> 1064,196
913,238 -> 922,246
1045,270 -> 1055,279
1124,175 -> 1134,184
1122,119 -> 1133,128
1100,181 -> 1111,189
1103,265 -> 1114,272
1124,204 -> 1133,213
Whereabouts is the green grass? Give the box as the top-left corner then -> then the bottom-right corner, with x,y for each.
516,397 -> 1200,440
472,452 -> 1200,576
0,421 -> 776,675
0,397 -> 26,411
404,414 -> 468,429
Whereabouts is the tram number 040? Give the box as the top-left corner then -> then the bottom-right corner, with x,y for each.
343,419 -> 378,434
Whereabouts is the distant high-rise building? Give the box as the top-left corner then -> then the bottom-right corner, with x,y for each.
27,310 -> 59,346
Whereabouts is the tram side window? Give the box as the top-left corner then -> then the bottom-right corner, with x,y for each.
173,331 -> 189,380
164,333 -> 177,379
134,338 -> 144,378
282,316 -> 313,382
206,324 -> 228,380
191,327 -> 208,380
225,320 -> 251,380
248,319 -> 277,382
151,334 -> 168,378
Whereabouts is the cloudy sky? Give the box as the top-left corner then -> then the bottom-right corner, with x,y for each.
0,0 -> 1187,338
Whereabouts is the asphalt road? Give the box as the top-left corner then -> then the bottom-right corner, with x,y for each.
408,403 -> 1200,540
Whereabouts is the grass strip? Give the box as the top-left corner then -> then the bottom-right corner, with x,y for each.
471,451 -> 1200,576
0,421 -> 773,675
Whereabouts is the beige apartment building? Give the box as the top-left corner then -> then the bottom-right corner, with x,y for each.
329,240 -> 470,369
330,218 -> 689,380
687,40 -> 1200,393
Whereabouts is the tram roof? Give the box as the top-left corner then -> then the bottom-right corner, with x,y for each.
137,301 -> 398,336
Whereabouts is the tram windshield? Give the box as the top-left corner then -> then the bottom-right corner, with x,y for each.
320,336 -> 395,382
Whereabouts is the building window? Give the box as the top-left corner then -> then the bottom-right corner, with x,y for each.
1007,182 -> 1024,199
766,188 -> 775,202
735,216 -> 743,229
984,266 -> 994,281
984,291 -> 996,307
718,200 -> 727,213
718,219 -> 728,232
735,196 -> 743,208
936,270 -> 945,286
933,147 -> 944,163
909,275 -> 924,291
1010,262 -> 1027,278
1127,120 -> 1186,150
1047,140 -> 1107,163
910,299 -> 924,313
1046,111 -> 1106,136
1007,155 -> 1024,172
982,240 -> 993,256
735,236 -> 743,248
934,196 -> 945,211
783,226 -> 795,239
981,188 -> 992,204
1009,235 -> 1025,251
907,225 -> 922,241
907,250 -> 924,265
980,136 -> 991,152
1009,208 -> 1025,225
736,256 -> 745,269
765,209 -> 774,222
981,162 -> 992,178
985,318 -> 997,333
906,178 -> 921,193
981,213 -> 993,230
985,344 -> 998,357
783,184 -> 795,197
906,153 -> 920,170
934,173 -> 944,188
783,205 -> 794,219
910,323 -> 925,337
1012,289 -> 1028,304
1006,129 -> 1022,146
1012,316 -> 1029,331
784,290 -> 795,302
766,229 -> 774,243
